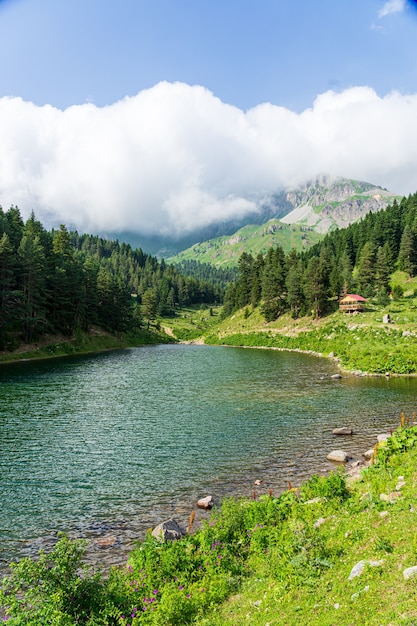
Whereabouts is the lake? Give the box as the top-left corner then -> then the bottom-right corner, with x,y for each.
1,344 -> 416,570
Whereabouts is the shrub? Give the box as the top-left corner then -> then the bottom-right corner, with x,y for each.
0,535 -> 127,624
392,284 -> 404,300
300,468 -> 349,501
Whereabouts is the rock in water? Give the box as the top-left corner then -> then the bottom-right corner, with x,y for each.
332,427 -> 353,435
363,448 -> 375,460
197,495 -> 214,510
327,450 -> 351,462
152,519 -> 185,542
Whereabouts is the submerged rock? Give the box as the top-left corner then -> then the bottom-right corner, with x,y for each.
332,427 -> 353,435
327,450 -> 351,463
363,448 -> 375,460
93,535 -> 118,548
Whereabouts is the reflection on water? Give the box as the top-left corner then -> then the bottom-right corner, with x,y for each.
1,344 -> 416,570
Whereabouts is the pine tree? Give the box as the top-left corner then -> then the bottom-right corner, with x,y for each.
303,257 -> 328,320
286,259 -> 304,318
0,233 -> 19,348
398,225 -> 416,277
236,253 -> 254,308
141,288 -> 158,329
374,244 -> 391,293
356,241 -> 376,296
261,247 -> 286,321
250,253 -> 264,308
18,233 -> 47,342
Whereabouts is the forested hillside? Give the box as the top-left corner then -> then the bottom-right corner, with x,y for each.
223,193 -> 417,321
0,207 -> 222,351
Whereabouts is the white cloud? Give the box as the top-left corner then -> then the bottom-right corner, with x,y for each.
0,82 -> 417,237
378,0 -> 405,18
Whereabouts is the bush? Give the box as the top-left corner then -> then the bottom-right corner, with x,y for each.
392,284 -> 404,300
0,535 -> 128,624
300,468 -> 349,501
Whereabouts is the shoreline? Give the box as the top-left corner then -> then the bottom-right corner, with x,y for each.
210,339 -> 417,377
0,417 -> 392,578
0,330 -> 174,367
3,323 -> 417,377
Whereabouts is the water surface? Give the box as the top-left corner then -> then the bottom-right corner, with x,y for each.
1,344 -> 416,569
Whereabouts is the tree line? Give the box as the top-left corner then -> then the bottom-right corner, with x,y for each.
0,207 -> 223,350
223,192 -> 417,321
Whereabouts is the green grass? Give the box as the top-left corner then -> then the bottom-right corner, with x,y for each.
159,305 -> 223,341
203,426 -> 417,626
169,221 -> 322,268
203,290 -> 417,374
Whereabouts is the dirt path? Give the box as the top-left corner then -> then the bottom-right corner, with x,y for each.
161,325 -> 176,338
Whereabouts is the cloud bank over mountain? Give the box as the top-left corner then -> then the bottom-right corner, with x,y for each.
1,81 -> 416,236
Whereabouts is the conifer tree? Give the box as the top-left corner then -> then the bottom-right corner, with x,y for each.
18,233 -> 47,341
303,256 -> 328,320
398,225 -> 416,277
261,247 -> 286,321
356,241 -> 376,296
0,233 -> 18,349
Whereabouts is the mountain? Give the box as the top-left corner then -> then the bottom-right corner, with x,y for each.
169,176 -> 401,267
279,175 -> 399,233
169,221 -> 322,268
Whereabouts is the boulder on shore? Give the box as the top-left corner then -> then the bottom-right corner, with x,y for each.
327,450 -> 351,463
363,448 -> 375,460
197,495 -> 214,510
377,433 -> 391,442
152,519 -> 185,542
332,427 -> 353,435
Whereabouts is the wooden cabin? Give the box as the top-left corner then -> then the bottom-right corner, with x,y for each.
339,294 -> 367,313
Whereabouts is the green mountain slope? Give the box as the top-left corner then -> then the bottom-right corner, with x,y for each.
170,220 -> 322,267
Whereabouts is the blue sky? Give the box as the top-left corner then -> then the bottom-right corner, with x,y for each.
0,0 -> 417,236
2,0 -> 417,112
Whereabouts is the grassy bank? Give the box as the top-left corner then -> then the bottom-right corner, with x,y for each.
159,305 -> 223,341
0,326 -> 174,364
2,421 -> 417,624
203,290 -> 417,374
156,274 -> 417,375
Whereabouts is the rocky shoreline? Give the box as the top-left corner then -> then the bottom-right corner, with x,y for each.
0,425 -> 387,580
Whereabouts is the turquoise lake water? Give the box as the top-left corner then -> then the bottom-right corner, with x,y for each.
1,344 -> 416,569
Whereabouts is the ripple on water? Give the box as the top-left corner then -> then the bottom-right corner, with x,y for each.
0,344 -> 415,572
